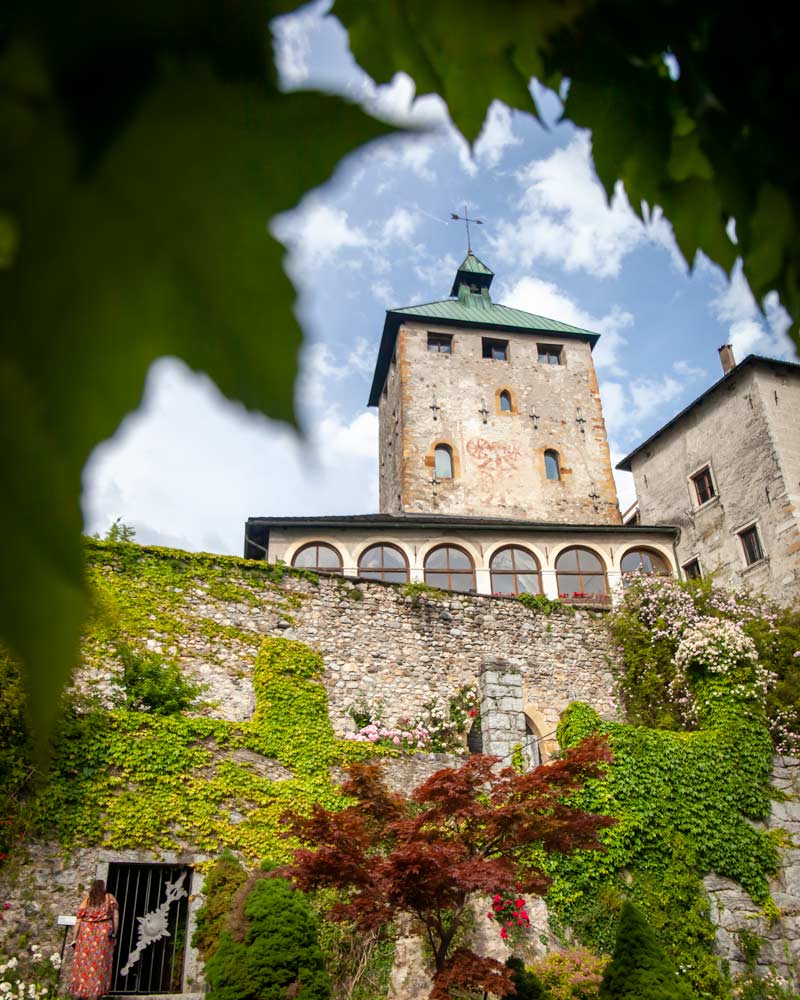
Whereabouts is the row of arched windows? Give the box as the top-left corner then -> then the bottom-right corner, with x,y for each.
433,444 -> 562,481
291,543 -> 670,595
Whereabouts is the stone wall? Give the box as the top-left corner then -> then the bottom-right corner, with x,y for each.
139,570 -> 620,738
704,755 -> 800,980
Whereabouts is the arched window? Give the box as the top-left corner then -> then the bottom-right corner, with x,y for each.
424,545 -> 475,592
434,444 -> 454,479
499,390 -> 512,412
291,542 -> 343,574
544,450 -> 561,481
489,546 -> 542,596
620,548 -> 670,576
358,544 -> 409,583
555,546 -> 608,599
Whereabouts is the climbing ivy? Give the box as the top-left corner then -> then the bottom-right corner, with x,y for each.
32,635 -> 382,862
543,578 -> 785,999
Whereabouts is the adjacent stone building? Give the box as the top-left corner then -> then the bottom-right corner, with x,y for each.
618,349 -> 800,605
246,252 -> 679,603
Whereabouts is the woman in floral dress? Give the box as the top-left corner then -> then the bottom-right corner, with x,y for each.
69,880 -> 120,1000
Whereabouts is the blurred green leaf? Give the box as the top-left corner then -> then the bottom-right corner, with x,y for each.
0,4 -> 397,747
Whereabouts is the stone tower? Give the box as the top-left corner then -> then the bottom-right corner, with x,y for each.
368,253 -> 621,525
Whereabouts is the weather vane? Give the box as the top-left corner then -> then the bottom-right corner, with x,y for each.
450,205 -> 484,254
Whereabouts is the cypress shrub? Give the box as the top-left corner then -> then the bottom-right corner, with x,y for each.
205,871 -> 330,1000
599,903 -> 695,1000
505,956 -> 546,999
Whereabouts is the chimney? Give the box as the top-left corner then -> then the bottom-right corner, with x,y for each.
718,344 -> 736,375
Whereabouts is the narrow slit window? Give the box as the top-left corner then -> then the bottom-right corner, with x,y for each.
434,444 -> 454,479
499,390 -> 512,412
544,449 -> 561,481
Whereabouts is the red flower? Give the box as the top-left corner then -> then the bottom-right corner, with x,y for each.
500,927 -> 508,940
515,898 -> 525,908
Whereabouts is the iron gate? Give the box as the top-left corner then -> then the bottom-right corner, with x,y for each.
106,863 -> 190,994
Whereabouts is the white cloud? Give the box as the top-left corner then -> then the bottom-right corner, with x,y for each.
628,375 -> 684,422
708,261 -> 796,362
382,207 -> 420,243
499,275 -> 633,375
272,199 -> 370,270
474,102 -> 522,169
599,382 -> 627,440
490,133 -> 681,278
318,410 -> 378,465
673,359 -> 706,378
83,351 -> 381,554
271,6 -> 316,86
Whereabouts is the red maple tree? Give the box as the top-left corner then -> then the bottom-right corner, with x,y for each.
286,734 -> 614,999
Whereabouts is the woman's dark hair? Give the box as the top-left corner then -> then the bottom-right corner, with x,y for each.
87,879 -> 106,907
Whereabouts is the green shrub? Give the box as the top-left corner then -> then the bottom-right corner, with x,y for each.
112,643 -> 204,715
517,592 -> 570,615
205,871 -> 330,1000
533,946 -> 608,999
599,902 -> 695,1000
192,851 -> 248,963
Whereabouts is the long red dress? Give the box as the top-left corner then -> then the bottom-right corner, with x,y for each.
69,895 -> 119,999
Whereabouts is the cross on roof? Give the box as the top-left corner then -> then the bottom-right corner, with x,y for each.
450,205 -> 484,254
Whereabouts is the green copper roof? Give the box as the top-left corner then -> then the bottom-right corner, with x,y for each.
457,252 -> 493,276
367,252 -> 601,406
391,296 -> 595,335
449,251 -> 494,296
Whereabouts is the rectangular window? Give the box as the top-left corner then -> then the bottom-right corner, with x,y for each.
739,525 -> 764,565
683,558 -> 702,580
482,337 -> 508,360
537,344 -> 563,365
691,466 -> 716,506
427,333 -> 453,353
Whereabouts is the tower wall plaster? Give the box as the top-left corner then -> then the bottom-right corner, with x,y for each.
378,321 -> 621,524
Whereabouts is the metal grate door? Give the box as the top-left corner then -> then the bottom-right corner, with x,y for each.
106,863 -> 190,994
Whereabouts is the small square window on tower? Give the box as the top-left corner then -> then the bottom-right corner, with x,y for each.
427,333 -> 453,353
690,465 -> 716,506
739,524 -> 765,566
482,337 -> 508,360
537,344 -> 563,365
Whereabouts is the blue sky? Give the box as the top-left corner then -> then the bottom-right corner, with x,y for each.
82,3 -> 796,555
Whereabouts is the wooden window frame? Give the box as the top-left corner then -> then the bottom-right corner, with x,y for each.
424,545 -> 476,592
291,542 -> 343,574
620,547 -> 671,576
537,343 -> 563,365
482,337 -> 509,361
739,524 -> 765,566
427,333 -> 453,354
682,558 -> 702,580
489,545 -> 542,597
555,546 -> 608,600
690,465 -> 716,506
357,543 -> 410,583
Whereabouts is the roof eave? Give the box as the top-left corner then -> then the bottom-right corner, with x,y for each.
616,353 -> 800,471
368,310 -> 600,407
